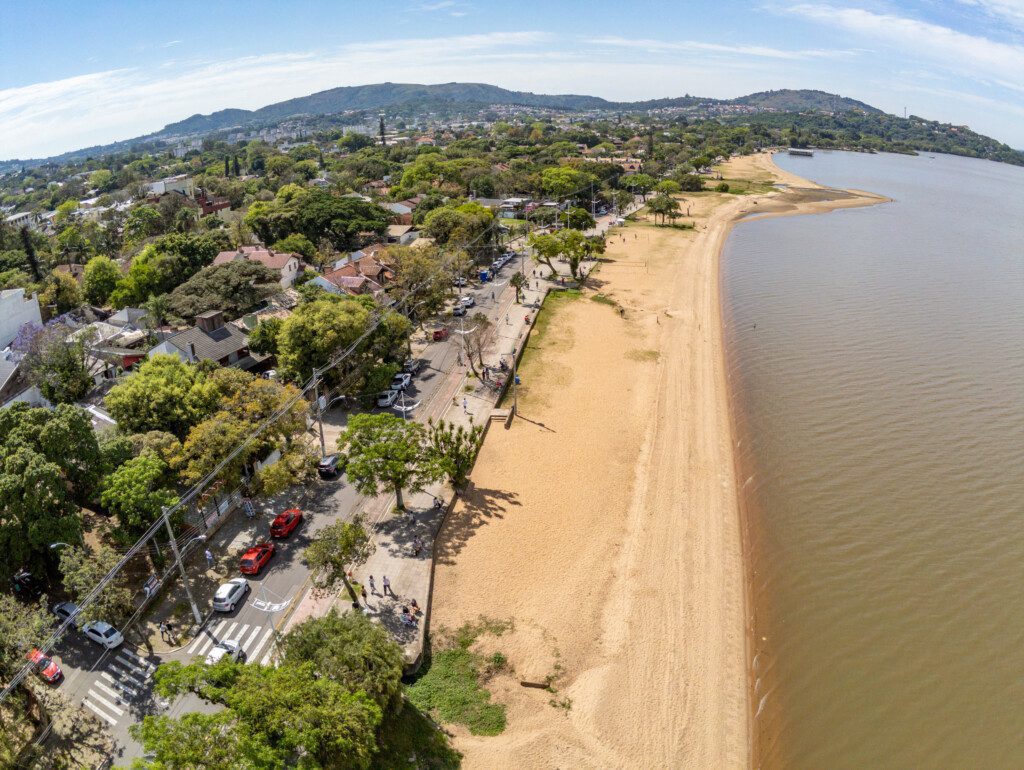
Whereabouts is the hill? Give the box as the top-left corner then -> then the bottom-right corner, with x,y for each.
732,88 -> 882,114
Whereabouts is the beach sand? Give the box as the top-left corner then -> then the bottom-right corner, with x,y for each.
431,152 -> 885,768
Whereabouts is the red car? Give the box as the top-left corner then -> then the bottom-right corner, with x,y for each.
270,508 -> 303,538
26,648 -> 62,684
239,542 -> 275,575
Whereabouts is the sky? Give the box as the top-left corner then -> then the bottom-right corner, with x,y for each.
1,0 -> 1023,159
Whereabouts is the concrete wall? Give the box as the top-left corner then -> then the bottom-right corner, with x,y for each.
0,288 -> 42,349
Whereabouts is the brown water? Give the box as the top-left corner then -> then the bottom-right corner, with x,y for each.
722,151 -> 1024,768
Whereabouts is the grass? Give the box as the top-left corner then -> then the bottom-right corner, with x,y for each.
590,292 -> 617,307
407,618 -> 512,737
371,700 -> 462,770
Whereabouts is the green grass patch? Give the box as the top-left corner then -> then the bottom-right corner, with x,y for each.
407,618 -> 512,737
372,700 -> 462,770
590,293 -> 617,307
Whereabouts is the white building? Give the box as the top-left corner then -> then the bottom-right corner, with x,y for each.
0,288 -> 42,349
146,174 -> 194,197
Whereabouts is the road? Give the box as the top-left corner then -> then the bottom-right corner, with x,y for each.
45,204 -> 637,763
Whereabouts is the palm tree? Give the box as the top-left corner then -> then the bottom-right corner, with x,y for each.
144,294 -> 169,341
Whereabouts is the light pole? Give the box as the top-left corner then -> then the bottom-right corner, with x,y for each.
503,351 -> 519,416
312,379 -> 326,458
161,506 -> 203,627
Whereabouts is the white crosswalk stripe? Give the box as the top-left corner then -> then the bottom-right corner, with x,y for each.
188,619 -> 227,653
101,670 -> 138,698
222,621 -> 240,640
234,624 -> 251,644
83,699 -> 117,725
109,661 -> 148,689
81,648 -> 157,726
115,654 -> 153,677
120,648 -> 157,672
247,627 -> 274,661
93,680 -> 126,703
86,689 -> 124,716
243,625 -> 263,649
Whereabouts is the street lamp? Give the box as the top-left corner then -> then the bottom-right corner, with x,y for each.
48,542 -> 72,550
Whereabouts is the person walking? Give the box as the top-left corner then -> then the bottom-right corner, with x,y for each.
462,397 -> 468,413
382,575 -> 393,597
368,575 -> 377,595
158,621 -> 167,642
505,314 -> 510,325
165,622 -> 175,644
360,586 -> 368,605
204,548 -> 214,569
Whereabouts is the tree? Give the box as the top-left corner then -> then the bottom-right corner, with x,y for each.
110,231 -> 229,308
0,594 -> 52,681
38,272 -> 84,315
144,292 -> 170,338
224,156 -> 230,177
248,317 -> 283,357
426,419 -> 484,488
461,312 -> 492,377
340,413 -> 436,510
89,169 -> 114,191
270,233 -> 316,261
233,155 -> 241,176
105,354 -> 219,438
647,193 -> 681,225
124,204 -> 162,245
565,207 -> 595,231
674,173 -> 705,192
304,517 -> 374,606
626,173 -> 656,200
22,323 -> 94,404
19,226 -> 43,281
509,272 -> 527,303
100,453 -> 178,537
338,132 -> 375,152
387,244 -> 449,326
612,189 -> 634,214
59,544 -> 134,624
165,260 -> 279,323
276,296 -> 371,383
527,231 -> 560,275
131,711 -> 277,770
281,610 -> 404,713
655,179 -> 682,195
82,255 -> 121,305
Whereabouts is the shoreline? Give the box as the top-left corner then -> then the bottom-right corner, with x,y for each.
429,151 -> 888,767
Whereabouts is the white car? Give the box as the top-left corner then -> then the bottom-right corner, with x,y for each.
452,277 -> 467,287
82,621 -> 124,649
459,295 -> 476,307
390,372 -> 412,391
376,390 -> 399,408
212,578 -> 250,612
205,640 -> 245,665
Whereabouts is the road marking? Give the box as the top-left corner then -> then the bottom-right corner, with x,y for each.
247,627 -> 274,661
83,699 -> 117,725
120,649 -> 156,671
115,654 -> 153,678
108,662 -> 148,689
101,671 -> 138,697
223,621 -> 239,640
194,635 -> 215,657
243,625 -> 263,649
235,624 -> 251,644
187,619 -> 227,653
93,680 -> 126,703
86,689 -> 125,716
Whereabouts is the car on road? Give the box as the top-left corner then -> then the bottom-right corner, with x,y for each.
432,328 -> 450,342
459,295 -> 476,308
390,372 -> 412,391
452,305 -> 467,317
212,578 -> 250,612
82,621 -> 124,649
205,640 -> 245,665
270,508 -> 303,538
317,453 -> 342,478
452,276 -> 467,287
26,648 -> 62,683
239,542 -> 275,576
402,359 -> 423,375
52,601 -> 80,627
376,389 -> 399,408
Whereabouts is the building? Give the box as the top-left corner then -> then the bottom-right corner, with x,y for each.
4,211 -> 40,232
107,307 -> 150,329
0,288 -> 42,349
148,310 -> 261,370
145,174 -> 194,197
195,188 -> 231,216
386,224 -> 417,245
212,246 -> 302,289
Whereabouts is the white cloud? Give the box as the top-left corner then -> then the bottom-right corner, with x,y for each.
785,4 -> 1024,82
588,35 -> 854,60
955,0 -> 1024,29
161,40 -> 182,48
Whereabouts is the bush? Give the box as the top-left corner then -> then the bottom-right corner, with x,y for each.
715,182 -> 730,193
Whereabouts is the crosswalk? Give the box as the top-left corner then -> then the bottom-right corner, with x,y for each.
185,619 -> 278,666
82,648 -> 156,727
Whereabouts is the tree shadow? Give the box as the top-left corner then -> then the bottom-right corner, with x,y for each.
433,484 -> 521,565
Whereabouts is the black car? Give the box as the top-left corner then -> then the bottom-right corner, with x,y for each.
317,454 -> 342,478
402,359 -> 424,375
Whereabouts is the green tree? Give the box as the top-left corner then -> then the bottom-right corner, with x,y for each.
674,173 -> 705,192
304,517 -> 374,606
82,255 -> 121,305
340,413 -> 436,511
248,317 -> 283,357
100,453 -> 178,536
565,207 -> 596,231
22,324 -> 94,404
626,173 -> 656,200
165,260 -> 279,323
38,271 -> 84,315
387,244 -> 449,327
104,354 -> 219,438
270,233 -> 316,261
647,193 -> 681,225
233,155 -> 241,176
18,226 -> 43,281
426,419 -> 484,488
58,544 -> 135,624
131,711 -> 278,770
0,594 -> 52,681
89,169 -> 114,192
110,231 -> 229,308
655,179 -> 682,195
281,609 -> 404,713
509,271 -> 526,303
276,296 -> 371,383
124,205 -> 163,245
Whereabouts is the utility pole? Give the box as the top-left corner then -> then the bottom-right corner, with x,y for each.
313,379 -> 326,457
162,506 -> 202,626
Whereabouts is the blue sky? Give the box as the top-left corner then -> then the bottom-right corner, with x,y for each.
1,0 -> 1022,158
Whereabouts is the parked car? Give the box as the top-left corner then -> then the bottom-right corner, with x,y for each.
205,640 -> 245,665
452,305 -> 467,317
432,328 -> 450,342
459,295 -> 476,308
239,542 -> 275,576
452,277 -> 467,287
270,508 -> 303,538
82,621 -> 124,649
402,359 -> 423,375
390,372 -> 412,391
376,390 -> 399,408
317,453 -> 342,478
26,648 -> 62,683
52,601 -> 80,627
212,578 -> 250,612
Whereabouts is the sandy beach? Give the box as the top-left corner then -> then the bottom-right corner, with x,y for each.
431,152 -> 886,768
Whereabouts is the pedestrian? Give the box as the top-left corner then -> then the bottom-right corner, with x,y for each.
368,575 -> 377,595
505,314 -> 510,325
165,622 -> 175,643
361,585 -> 368,604
204,548 -> 214,569
158,621 -> 167,641
382,575 -> 393,597
532,269 -> 536,277
491,291 -> 495,300
462,397 -> 468,413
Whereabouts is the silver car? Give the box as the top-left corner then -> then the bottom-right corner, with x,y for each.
212,578 -> 249,612
82,621 -> 124,649
205,640 -> 245,665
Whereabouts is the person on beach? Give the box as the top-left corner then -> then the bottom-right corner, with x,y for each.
462,397 -> 468,413
361,586 -> 368,604
382,575 -> 393,597
368,575 -> 376,595
410,598 -> 420,613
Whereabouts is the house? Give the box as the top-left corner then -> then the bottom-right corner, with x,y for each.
213,246 -> 302,289
4,211 -> 40,232
195,188 -> 231,217
107,307 -> 150,329
148,310 -> 262,370
386,201 -> 414,225
0,288 -> 42,349
310,272 -> 385,298
386,224 -> 417,246
146,174 -> 194,197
